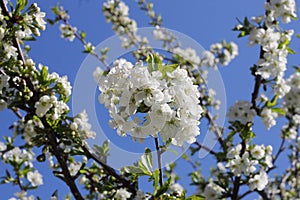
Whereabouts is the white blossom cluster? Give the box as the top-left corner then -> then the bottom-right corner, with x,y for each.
59,24 -> 77,42
227,101 -> 256,124
173,47 -> 201,66
2,147 -> 34,166
0,2 -> 46,43
102,0 -> 148,49
245,0 -> 296,99
203,182 -> 225,200
9,191 -> 35,200
260,107 -> 278,130
153,26 -> 177,46
34,94 -> 69,120
0,2 -> 47,111
113,188 -> 132,200
0,74 -> 10,110
169,183 -> 184,196
95,58 -> 203,146
225,143 -> 273,191
23,118 -> 44,145
1,146 -> 44,188
281,72 -> 300,139
265,0 -> 297,24
70,110 -> 96,140
201,41 -> 238,68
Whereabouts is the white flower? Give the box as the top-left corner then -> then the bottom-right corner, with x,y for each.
203,182 -> 225,200
227,101 -> 256,124
251,145 -> 265,160
69,162 -> 81,176
0,27 -> 5,40
34,95 -> 54,117
84,42 -> 95,52
170,183 -> 184,196
114,188 -> 131,200
201,51 -> 216,68
33,4 -> 46,30
59,24 -> 77,42
27,170 -> 43,187
0,141 -> 6,152
248,171 -> 269,191
3,43 -> 18,59
50,100 -> 69,120
12,191 -> 34,200
78,175 -> 88,185
56,76 -> 72,97
260,108 -> 278,130
73,110 -> 96,140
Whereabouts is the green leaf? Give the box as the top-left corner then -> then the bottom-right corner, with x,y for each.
272,107 -> 285,115
238,31 -> 246,38
122,166 -> 149,176
267,94 -> 278,108
40,66 -> 48,82
287,47 -> 296,54
158,63 -> 179,78
20,165 -> 32,176
121,148 -> 153,176
152,169 -> 160,190
278,38 -> 290,49
293,66 -> 300,72
15,0 -> 28,14
243,17 -> 250,26
146,54 -> 161,73
144,148 -> 153,169
80,31 -> 86,40
51,4 -> 60,15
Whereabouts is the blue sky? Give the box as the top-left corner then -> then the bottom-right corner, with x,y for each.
1,0 -> 300,199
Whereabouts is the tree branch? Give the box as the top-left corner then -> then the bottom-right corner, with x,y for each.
41,118 -> 84,200
154,137 -> 163,187
82,145 -> 137,195
194,141 -> 217,156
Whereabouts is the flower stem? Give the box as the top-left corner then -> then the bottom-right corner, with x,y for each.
154,137 -> 163,187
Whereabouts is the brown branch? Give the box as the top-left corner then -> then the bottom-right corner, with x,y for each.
194,141 -> 217,156
82,145 -> 137,195
251,46 -> 264,113
0,2 -> 84,198
41,118 -> 84,200
205,111 -> 225,149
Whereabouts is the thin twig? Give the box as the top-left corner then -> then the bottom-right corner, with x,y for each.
82,145 -> 137,195
154,137 -> 163,187
194,141 -> 217,156
205,112 -> 225,149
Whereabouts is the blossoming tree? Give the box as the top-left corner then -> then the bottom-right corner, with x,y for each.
0,0 -> 299,199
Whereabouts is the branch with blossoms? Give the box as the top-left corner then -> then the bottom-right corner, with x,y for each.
1,0 -> 300,199
0,1 -> 139,199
